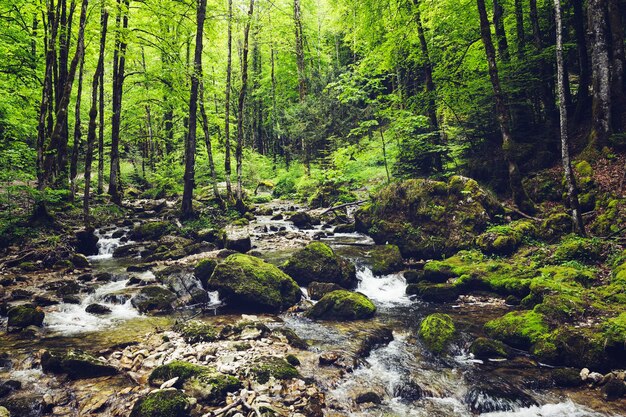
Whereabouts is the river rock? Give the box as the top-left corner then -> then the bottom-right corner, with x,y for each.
130,390 -> 190,417
0,394 -> 46,417
85,303 -> 112,315
282,242 -> 357,288
365,245 -> 404,275
41,349 -> 118,379
0,406 -> 8,417
130,286 -> 177,314
289,212 -> 313,229
357,327 -> 394,357
307,282 -> 343,301
464,379 -> 538,413
469,338 -> 510,360
155,265 -> 208,305
7,305 -> 44,330
419,313 -> 455,354
207,254 -> 301,312
393,379 -> 425,403
355,176 -> 503,258
130,221 -> 172,241
601,373 -> 626,400
355,391 -> 382,404
73,228 -> 99,256
0,380 -> 21,398
224,226 -> 252,253
306,290 -> 376,321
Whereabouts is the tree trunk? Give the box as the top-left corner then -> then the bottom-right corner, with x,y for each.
609,0 -> 626,131
70,52 -> 85,199
181,0 -> 207,219
235,0 -> 255,211
477,0 -> 534,212
554,0 -> 585,236
224,0 -> 234,201
294,0 -> 307,101
200,80 -> 222,204
588,0 -> 611,149
97,16 -> 106,195
84,5 -> 109,224
493,0 -> 510,62
109,0 -> 129,205
572,0 -> 591,121
514,0 -> 525,59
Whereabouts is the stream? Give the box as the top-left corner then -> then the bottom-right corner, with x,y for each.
0,206 -> 623,417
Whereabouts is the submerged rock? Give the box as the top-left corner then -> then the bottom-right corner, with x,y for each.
282,242 -> 357,288
306,290 -> 376,321
41,349 -> 118,379
154,265 -> 208,306
357,327 -> 394,357
207,254 -> 301,312
7,305 -> 44,331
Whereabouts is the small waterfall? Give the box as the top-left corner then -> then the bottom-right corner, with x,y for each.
89,227 -> 131,260
356,266 -> 411,307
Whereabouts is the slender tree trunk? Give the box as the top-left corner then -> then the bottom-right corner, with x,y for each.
572,0 -> 591,120
493,0 -> 510,62
529,0 -> 557,128
294,0 -> 307,101
200,81 -> 222,204
109,0 -> 129,205
97,16 -> 106,195
224,0 -> 234,201
70,52 -> 85,199
554,0 -> 585,236
84,5 -> 108,224
609,0 -> 626,131
380,130 -> 390,184
477,0 -> 534,212
514,0 -> 525,59
182,0 -> 207,219
41,0 -> 88,189
235,0 -> 255,211
588,0 -> 611,149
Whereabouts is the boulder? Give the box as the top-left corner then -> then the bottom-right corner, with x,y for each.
282,242 -> 357,288
130,286 -> 177,314
250,357 -> 300,384
289,212 -> 313,229
365,245 -> 404,275
41,349 -> 118,379
85,303 -> 112,315
130,221 -> 172,241
407,282 -> 459,303
73,228 -> 99,256
154,265 -> 208,305
223,226 -> 251,253
357,327 -> 394,357
306,290 -> 376,321
7,305 -> 44,330
418,313 -> 455,354
207,254 -> 301,312
130,390 -> 190,417
307,282 -> 343,301
194,259 -> 218,288
355,176 -> 503,258
469,338 -> 509,360
464,380 -> 537,413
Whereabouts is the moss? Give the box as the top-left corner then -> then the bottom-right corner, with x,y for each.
251,357 -> 300,384
575,160 -> 593,177
208,254 -> 301,313
552,368 -> 583,387
413,282 -> 459,303
282,242 -> 357,288
540,212 -> 572,238
149,361 -> 208,385
194,259 -> 217,287
306,290 -> 376,321
602,312 -> 626,349
132,221 -> 172,241
418,313 -> 455,354
130,390 -> 190,417
232,218 -> 249,227
174,320 -> 217,344
475,220 -> 537,255
7,305 -> 45,329
41,349 -> 118,379
552,235 -> 603,263
367,244 -> 404,275
484,310 -> 549,350
422,261 -> 456,283
533,294 -> 586,323
469,337 -> 509,359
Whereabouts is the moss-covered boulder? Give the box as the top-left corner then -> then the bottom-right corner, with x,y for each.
484,311 -> 549,350
306,290 -> 376,321
194,259 -> 218,288
418,313 -> 455,354
365,245 -> 404,275
469,337 -> 510,359
540,212 -> 573,239
130,286 -> 177,314
552,235 -> 603,263
407,282 -> 459,303
174,320 -> 217,344
207,254 -> 301,312
130,221 -> 172,241
149,361 -> 241,405
475,220 -> 536,255
130,390 -> 190,417
282,242 -> 357,288
41,349 -> 118,379
355,176 -> 503,258
250,357 -> 300,384
7,305 -> 45,330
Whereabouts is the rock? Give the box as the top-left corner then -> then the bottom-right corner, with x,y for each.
355,176 -> 503,258
7,305 -> 44,330
282,242 -> 357,288
71,253 -> 91,268
393,380 -> 424,403
62,295 -> 81,304
207,254 -> 301,313
130,390 -> 190,417
154,265 -> 208,306
74,228 -> 99,256
250,357 -> 300,384
273,328 -> 308,350
580,368 -> 590,381
306,290 -> 376,321
418,313 -> 455,354
130,286 -> 177,314
355,392 -> 381,404
469,338 -> 509,360
0,380 -> 21,398
194,259 -> 218,289
601,374 -> 626,400
41,349 -> 118,379
0,406 -> 8,417
464,380 -> 538,413
334,223 -> 355,233
10,289 -> 33,300
307,282 -> 343,301
32,294 -> 58,307
475,220 -> 537,255
197,228 -> 224,244
173,320 -> 217,344
552,368 -> 583,387
127,263 -> 156,273
366,245 -> 404,275
422,261 -> 457,283
588,372 -> 604,385
408,282 -> 459,303
224,226 -> 252,253
289,212 -> 313,229
130,221 -> 172,241
357,327 -> 394,357
0,394 -> 45,417
85,303 -> 112,315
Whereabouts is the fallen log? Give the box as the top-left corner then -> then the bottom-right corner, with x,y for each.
320,200 -> 366,215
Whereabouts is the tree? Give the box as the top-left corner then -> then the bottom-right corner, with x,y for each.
588,0 -> 611,149
181,0 -> 207,219
224,0 -> 234,201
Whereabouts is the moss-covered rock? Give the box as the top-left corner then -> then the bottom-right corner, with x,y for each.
469,337 -> 509,359
41,349 -> 118,379
475,220 -> 537,255
552,368 -> 583,387
174,320 -> 217,344
418,313 -> 455,354
194,259 -> 217,289
130,390 -> 190,417
355,177 -> 503,258
552,235 -> 603,263
306,290 -> 376,321
410,282 -> 459,303
130,286 -> 177,314
7,305 -> 44,330
484,311 -> 549,350
307,281 -> 343,301
282,242 -> 357,288
540,212 -> 572,239
365,245 -> 404,275
250,357 -> 300,384
131,221 -> 172,241
208,254 -> 301,312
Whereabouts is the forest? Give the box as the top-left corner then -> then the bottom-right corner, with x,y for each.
1,0 -> 626,416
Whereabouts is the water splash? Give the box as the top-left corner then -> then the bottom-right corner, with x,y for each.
356,266 -> 411,307
89,227 -> 131,260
